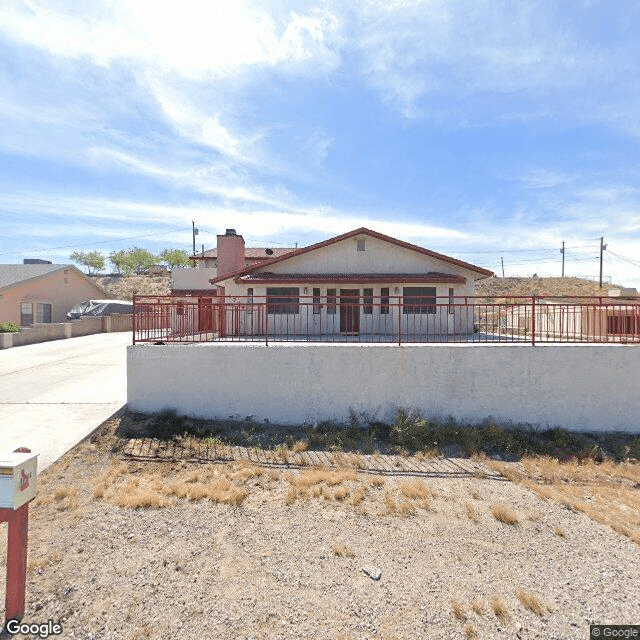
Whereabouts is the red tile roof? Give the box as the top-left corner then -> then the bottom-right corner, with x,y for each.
210,227 -> 493,285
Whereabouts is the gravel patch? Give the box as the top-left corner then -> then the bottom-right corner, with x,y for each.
1,418 -> 638,640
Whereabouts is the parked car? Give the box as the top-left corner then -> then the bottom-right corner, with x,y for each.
66,299 -> 133,320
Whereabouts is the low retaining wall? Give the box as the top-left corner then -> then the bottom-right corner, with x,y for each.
0,315 -> 133,349
127,343 -> 640,432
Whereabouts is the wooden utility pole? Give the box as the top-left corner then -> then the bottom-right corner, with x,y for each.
560,241 -> 565,277
192,221 -> 198,256
599,236 -> 607,288
501,256 -> 505,277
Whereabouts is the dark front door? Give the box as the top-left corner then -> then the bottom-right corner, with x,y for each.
199,297 -> 214,332
340,289 -> 360,334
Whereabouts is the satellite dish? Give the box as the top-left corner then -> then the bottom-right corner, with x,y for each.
265,248 -> 274,255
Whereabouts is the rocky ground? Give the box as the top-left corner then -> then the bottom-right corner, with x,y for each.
1,415 -> 639,640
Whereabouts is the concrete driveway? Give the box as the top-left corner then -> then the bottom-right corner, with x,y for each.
0,332 -> 130,471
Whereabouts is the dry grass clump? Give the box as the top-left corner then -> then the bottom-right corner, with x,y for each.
465,502 -> 480,523
383,490 -> 416,516
490,504 -> 519,525
490,595 -> 509,619
415,448 -> 440,461
164,481 -> 190,499
230,462 -> 263,481
333,486 -> 350,501
291,440 -> 309,453
350,486 -> 367,506
187,484 -> 209,501
452,601 -> 466,621
516,588 -> 548,617
469,489 -> 481,500
554,526 -> 566,537
399,479 -> 430,500
489,456 -> 640,546
464,624 -> 477,638
112,482 -> 171,509
470,598 -> 484,615
53,486 -> 77,501
331,544 -> 355,557
288,468 -> 357,491
369,476 -> 385,487
207,478 -> 248,506
28,551 -> 62,571
93,462 -> 129,499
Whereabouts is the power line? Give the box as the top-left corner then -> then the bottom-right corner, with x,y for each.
0,228 -> 191,257
607,250 -> 640,268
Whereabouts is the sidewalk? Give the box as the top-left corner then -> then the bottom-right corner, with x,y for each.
0,332 -> 130,471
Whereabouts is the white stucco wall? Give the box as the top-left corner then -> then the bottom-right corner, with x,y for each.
128,343 -> 640,432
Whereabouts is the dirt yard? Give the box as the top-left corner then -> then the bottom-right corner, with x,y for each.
1,415 -> 639,640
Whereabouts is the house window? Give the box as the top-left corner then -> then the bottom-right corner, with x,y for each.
327,289 -> 337,314
357,238 -> 365,252
363,288 -> 373,315
403,287 -> 436,314
313,288 -> 321,314
448,288 -> 455,315
20,302 -> 33,326
35,303 -> 52,323
247,288 -> 253,304
177,302 -> 186,316
267,287 -> 299,314
380,287 -> 390,315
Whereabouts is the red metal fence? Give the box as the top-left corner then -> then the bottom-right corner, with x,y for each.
133,295 -> 640,345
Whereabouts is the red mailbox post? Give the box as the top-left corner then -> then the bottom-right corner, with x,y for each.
1,450 -> 37,624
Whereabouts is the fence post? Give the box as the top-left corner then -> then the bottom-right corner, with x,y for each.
132,296 -> 137,344
265,303 -> 269,346
398,298 -> 402,346
531,295 -> 536,346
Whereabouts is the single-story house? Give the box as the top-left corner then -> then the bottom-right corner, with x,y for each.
165,227 -> 493,339
0,263 -> 112,326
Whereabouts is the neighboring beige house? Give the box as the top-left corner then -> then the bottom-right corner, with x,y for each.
168,227 -> 493,339
0,263 -> 111,326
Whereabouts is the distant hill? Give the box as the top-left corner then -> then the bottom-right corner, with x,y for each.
475,276 -> 622,299
92,274 -> 171,300
90,273 -> 623,302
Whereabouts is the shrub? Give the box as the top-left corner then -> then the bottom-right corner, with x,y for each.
0,322 -> 19,333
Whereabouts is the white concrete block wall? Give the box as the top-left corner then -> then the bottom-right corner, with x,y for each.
128,343 -> 640,432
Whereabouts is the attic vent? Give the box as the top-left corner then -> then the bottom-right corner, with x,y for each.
265,248 -> 274,255
357,238 -> 366,252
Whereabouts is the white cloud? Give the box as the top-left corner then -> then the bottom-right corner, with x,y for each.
0,1 -> 343,78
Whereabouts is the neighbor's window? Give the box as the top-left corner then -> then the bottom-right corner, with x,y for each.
313,287 -> 321,314
448,288 -> 455,315
403,287 -> 436,314
380,287 -> 390,315
35,303 -> 52,323
176,302 -> 186,316
267,287 -> 299,314
247,287 -> 253,304
363,288 -> 373,315
327,288 -> 336,314
357,238 -> 366,252
20,302 -> 33,326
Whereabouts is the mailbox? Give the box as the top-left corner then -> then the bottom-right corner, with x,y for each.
0,452 -> 38,510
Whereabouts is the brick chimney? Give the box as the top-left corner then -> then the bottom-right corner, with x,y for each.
216,229 -> 245,277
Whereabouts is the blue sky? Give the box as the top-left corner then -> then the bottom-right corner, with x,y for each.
1,0 -> 640,287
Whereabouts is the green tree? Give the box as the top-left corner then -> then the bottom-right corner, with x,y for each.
127,247 -> 158,274
69,250 -> 105,275
159,248 -> 191,268
109,249 -> 134,275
